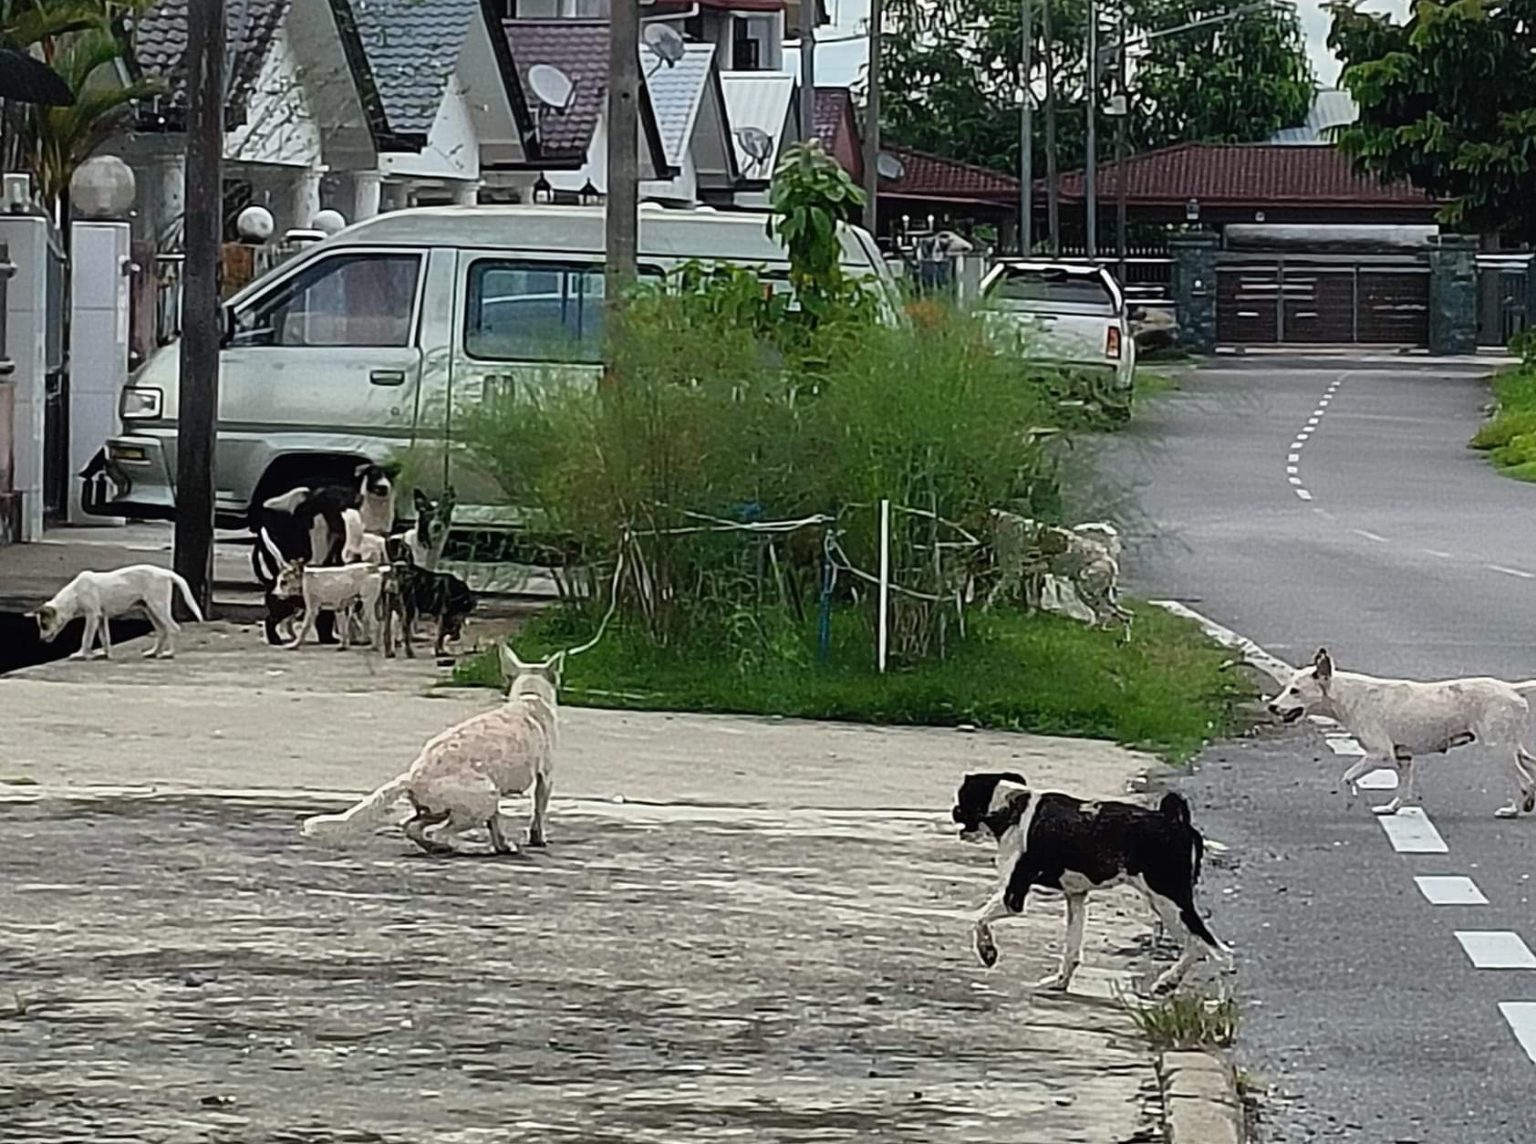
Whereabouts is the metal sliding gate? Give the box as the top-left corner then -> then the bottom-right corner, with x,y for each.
1217,254 -> 1431,347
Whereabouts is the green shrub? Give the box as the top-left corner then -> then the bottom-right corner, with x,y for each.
454,602 -> 1250,763
1472,366 -> 1536,480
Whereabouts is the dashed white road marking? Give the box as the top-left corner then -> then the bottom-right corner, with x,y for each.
1377,808 -> 1448,854
1500,1004 -> 1536,1063
1286,465 -> 1299,476
1424,549 -> 1454,560
1352,529 -> 1388,543
1326,736 -> 1367,757
1357,769 -> 1399,790
1288,453 -> 1300,463
1455,931 -> 1536,969
1295,489 -> 1313,501
1289,476 -> 1303,486
1489,564 -> 1536,580
1416,876 -> 1488,906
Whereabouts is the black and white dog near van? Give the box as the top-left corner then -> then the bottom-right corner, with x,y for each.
951,772 -> 1228,994
249,463 -> 399,645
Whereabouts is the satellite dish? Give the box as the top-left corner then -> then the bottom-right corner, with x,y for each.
643,23 -> 687,70
736,126 -> 775,176
528,64 -> 576,113
876,152 -> 905,182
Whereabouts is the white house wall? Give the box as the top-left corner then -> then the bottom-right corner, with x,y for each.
227,26 -> 324,169
379,80 -> 481,181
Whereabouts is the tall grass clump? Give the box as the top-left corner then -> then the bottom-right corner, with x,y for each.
449,142 -> 1249,757
1472,332 -> 1536,480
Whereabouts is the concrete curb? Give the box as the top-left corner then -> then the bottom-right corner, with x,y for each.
1159,1050 -> 1244,1144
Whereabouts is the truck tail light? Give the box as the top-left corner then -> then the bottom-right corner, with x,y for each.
1105,326 -> 1122,360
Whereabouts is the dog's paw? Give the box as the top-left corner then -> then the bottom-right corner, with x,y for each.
1032,972 -> 1071,992
525,835 -> 547,849
1523,792 -> 1535,815
1370,799 -> 1402,817
973,927 -> 999,969
1496,803 -> 1521,820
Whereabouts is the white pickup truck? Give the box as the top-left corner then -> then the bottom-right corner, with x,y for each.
979,260 -> 1138,421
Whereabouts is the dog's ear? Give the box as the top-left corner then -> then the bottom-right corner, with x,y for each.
542,650 -> 567,686
379,461 -> 402,479
1314,648 -> 1333,681
413,488 -> 433,515
499,642 -> 527,681
355,462 -> 372,478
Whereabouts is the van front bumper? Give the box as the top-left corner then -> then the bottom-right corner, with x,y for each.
82,436 -> 178,521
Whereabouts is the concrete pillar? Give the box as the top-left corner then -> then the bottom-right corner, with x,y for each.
291,167 -> 323,230
380,181 -> 409,213
156,151 -> 186,243
1429,234 -> 1479,357
67,220 -> 133,524
0,207 -> 52,541
454,180 -> 482,207
352,170 -> 383,221
1170,229 -> 1220,354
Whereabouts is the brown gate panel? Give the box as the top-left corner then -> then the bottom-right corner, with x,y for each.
1357,271 -> 1430,345
1281,269 -> 1356,343
1217,268 -> 1279,343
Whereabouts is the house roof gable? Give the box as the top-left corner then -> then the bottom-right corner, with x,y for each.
129,0 -> 290,130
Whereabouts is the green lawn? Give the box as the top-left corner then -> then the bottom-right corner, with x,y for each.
1471,366 -> 1536,480
455,601 -> 1251,764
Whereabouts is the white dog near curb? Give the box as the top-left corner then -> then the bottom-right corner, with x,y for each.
1268,648 -> 1536,819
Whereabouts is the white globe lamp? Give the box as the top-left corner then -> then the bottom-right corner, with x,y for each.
236,205 -> 276,243
69,155 -> 136,220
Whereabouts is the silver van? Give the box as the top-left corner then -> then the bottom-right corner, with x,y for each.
85,204 -> 901,531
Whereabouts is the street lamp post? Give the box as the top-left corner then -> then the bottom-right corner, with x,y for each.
1020,0 -> 1032,256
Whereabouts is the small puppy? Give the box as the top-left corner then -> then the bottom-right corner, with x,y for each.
952,771 -> 1225,995
29,564 -> 203,660
276,560 -> 384,650
387,537 -> 476,657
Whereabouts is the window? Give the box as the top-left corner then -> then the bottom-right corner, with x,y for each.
988,269 -> 1117,312
465,261 -> 609,363
731,16 -> 761,69
232,252 -> 421,348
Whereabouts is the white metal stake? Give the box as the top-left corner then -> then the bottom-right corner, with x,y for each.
877,498 -> 891,673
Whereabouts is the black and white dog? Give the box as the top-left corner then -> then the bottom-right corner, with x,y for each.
250,463 -> 399,645
951,771 -> 1226,994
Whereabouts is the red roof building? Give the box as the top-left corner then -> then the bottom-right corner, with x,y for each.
1049,142 -> 1441,226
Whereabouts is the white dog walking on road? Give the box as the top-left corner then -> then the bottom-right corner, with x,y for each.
28,564 -> 204,660
301,646 -> 561,854
1268,648 -> 1536,819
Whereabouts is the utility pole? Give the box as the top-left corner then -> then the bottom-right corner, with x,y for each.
173,0 -> 224,613
605,0 -> 640,344
1115,4 -> 1129,282
799,4 -> 816,144
1019,0 -> 1032,256
862,0 -> 882,234
1084,0 -> 1097,260
1042,0 -> 1060,254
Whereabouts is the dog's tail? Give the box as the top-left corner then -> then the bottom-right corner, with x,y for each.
252,526 -> 285,588
1159,792 -> 1204,882
301,774 -> 412,841
169,570 -> 205,624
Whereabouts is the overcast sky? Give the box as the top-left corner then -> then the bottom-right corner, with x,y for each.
793,0 -> 1411,93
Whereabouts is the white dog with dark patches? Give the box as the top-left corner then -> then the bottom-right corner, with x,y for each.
301,647 -> 560,854
1269,648 -> 1536,819
28,564 -> 203,660
951,772 -> 1226,995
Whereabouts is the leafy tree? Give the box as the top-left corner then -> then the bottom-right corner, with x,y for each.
767,141 -> 870,322
1329,0 -> 1536,243
879,0 -> 1313,180
1,1 -> 158,216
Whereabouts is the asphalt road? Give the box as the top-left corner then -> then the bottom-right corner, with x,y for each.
1106,358 -> 1536,1143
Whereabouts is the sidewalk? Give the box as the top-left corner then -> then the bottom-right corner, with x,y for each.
3,623 -> 1189,1142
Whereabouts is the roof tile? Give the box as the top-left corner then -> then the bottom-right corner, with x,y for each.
131,0 -> 289,121
339,0 -> 479,137
881,146 -> 1019,200
1053,142 -> 1433,205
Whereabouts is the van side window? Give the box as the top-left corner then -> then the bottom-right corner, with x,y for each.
232,253 -> 421,348
464,261 -> 608,363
